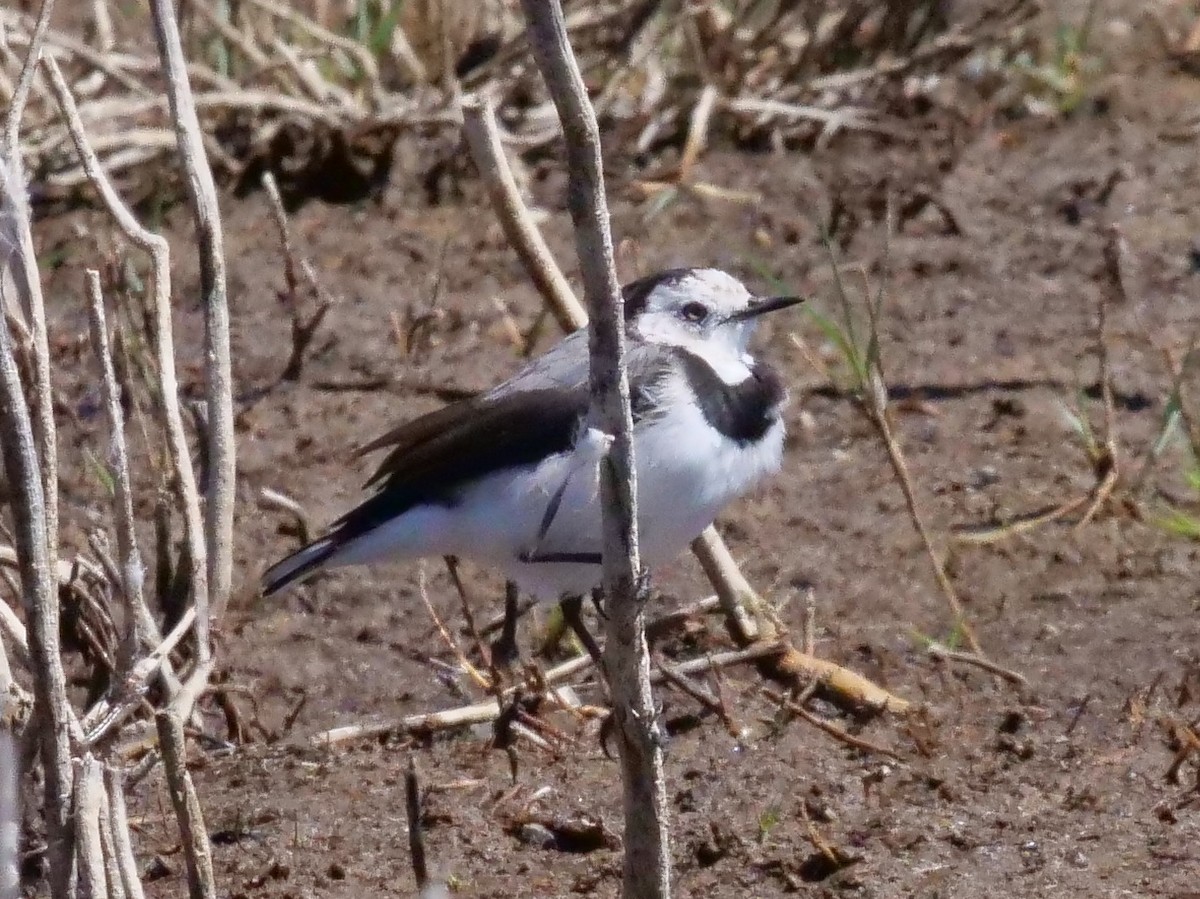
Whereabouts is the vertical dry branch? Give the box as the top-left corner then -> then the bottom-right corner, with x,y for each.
1,0 -> 55,158
149,0 -> 236,631
104,767 -> 145,899
2,0 -> 60,583
519,2 -> 671,898
155,710 -> 215,899
0,640 -> 18,899
43,57 -> 210,661
73,756 -> 107,899
86,271 -> 155,660
0,155 -> 74,899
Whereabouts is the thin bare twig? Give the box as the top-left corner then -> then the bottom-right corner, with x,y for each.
43,55 -> 210,663
0,638 -> 18,899
461,96 -> 588,333
0,142 -> 74,899
405,756 -> 429,891
86,270 -> 155,660
520,4 -> 670,896
150,0 -> 237,638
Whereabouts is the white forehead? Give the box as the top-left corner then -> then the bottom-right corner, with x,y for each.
644,269 -> 752,315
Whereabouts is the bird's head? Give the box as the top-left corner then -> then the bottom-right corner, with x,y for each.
622,268 -> 803,360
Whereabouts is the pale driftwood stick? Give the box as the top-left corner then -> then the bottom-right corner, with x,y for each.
104,765 -> 146,899
74,755 -> 108,899
43,55 -> 211,662
461,96 -> 588,333
0,638 -> 18,899
155,709 -> 216,899
86,270 -> 155,661
0,150 -> 74,899
520,4 -> 671,895
149,0 -> 236,641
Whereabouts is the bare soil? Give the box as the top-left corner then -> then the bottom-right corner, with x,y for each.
32,6 -> 1200,898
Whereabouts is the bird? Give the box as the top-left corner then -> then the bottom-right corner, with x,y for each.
262,267 -> 802,662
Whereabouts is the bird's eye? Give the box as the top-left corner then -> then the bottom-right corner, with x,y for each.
681,302 -> 709,323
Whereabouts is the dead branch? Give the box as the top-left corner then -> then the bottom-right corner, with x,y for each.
104,765 -> 145,899
149,0 -> 236,637
0,638 -> 18,899
520,3 -> 671,897
927,642 -> 1028,688
461,96 -> 587,332
0,142 -> 74,899
155,709 -> 216,899
73,755 -> 108,899
86,270 -> 156,661
43,55 -> 210,663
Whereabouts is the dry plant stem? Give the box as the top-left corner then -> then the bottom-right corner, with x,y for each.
521,2 -> 670,897
871,401 -> 982,655
312,642 -> 786,746
461,96 -> 588,332
927,642 -> 1028,687
86,271 -> 155,659
2,0 -> 60,571
762,687 -> 899,760
2,0 -> 55,156
104,766 -> 145,899
155,709 -> 215,899
96,789 -> 125,899
43,55 -> 211,660
74,755 -> 108,899
0,639 -> 18,899
0,152 -> 74,899
150,0 -> 236,636
405,756 -> 428,891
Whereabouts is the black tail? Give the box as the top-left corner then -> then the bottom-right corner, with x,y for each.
261,536 -> 338,597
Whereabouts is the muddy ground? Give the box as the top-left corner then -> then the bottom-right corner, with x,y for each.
27,3 -> 1200,898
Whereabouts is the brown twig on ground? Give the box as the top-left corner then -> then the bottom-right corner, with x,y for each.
762,687 -> 900,760
150,0 -> 237,636
258,487 -> 313,546
927,642 -> 1028,688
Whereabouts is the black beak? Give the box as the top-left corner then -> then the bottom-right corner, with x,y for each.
728,295 -> 805,322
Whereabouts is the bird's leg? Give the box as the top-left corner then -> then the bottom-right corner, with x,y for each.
489,580 -> 522,669
560,594 -> 604,667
